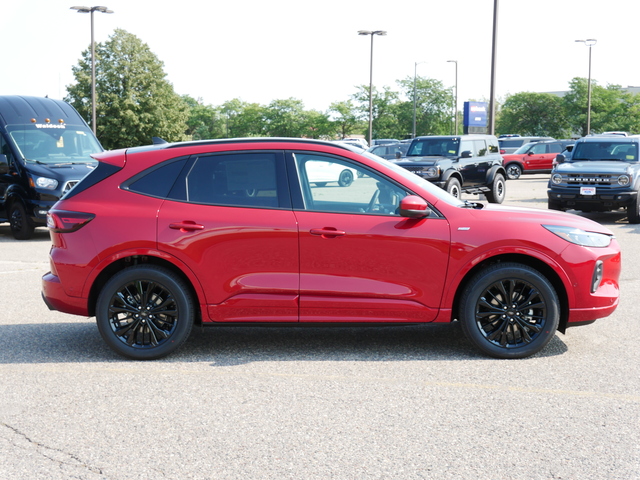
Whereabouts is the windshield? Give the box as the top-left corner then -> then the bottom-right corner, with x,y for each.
512,143 -> 536,154
571,141 -> 638,162
8,124 -> 102,164
407,138 -> 460,157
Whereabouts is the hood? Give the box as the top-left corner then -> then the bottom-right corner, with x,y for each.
394,155 -> 452,166
471,203 -> 614,235
556,160 -> 632,174
25,161 -> 97,182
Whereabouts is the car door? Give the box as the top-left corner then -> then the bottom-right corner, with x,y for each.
459,139 -> 490,185
522,142 -> 550,172
288,151 -> 451,323
157,151 -> 300,323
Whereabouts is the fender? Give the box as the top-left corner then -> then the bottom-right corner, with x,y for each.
441,168 -> 462,184
485,164 -> 507,184
435,244 -> 576,321
81,247 -> 208,313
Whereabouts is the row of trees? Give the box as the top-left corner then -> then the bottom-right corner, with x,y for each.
66,29 -> 640,150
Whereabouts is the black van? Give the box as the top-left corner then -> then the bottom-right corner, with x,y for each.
0,96 -> 103,239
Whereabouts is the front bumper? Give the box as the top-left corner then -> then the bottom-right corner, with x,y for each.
548,187 -> 637,211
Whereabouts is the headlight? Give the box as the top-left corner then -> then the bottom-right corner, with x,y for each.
618,174 -> 630,186
425,166 -> 439,178
34,176 -> 59,190
551,173 -> 563,185
543,225 -> 612,247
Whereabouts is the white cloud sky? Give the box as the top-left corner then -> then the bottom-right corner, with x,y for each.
2,0 -> 638,112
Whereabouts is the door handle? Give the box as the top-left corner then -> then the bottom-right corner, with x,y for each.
169,221 -> 205,232
310,227 -> 346,238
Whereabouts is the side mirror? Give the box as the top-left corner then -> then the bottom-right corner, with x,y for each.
395,152 -> 402,159
0,154 -> 8,174
555,154 -> 566,164
399,195 -> 430,219
460,150 -> 472,158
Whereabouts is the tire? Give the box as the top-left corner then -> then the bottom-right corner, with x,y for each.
628,194 -> 640,224
445,177 -> 461,199
9,201 -> 35,240
459,262 -> 560,359
506,163 -> 522,180
338,169 -> 354,187
485,173 -> 506,204
96,265 -> 195,360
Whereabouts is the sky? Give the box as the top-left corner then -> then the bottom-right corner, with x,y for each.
2,0 -> 639,113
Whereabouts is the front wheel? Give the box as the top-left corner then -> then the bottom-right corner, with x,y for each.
459,262 -> 560,359
9,201 -> 35,240
627,194 -> 640,224
485,173 -> 506,204
506,163 -> 522,180
96,265 -> 195,360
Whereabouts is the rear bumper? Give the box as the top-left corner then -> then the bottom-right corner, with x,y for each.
42,272 -> 89,316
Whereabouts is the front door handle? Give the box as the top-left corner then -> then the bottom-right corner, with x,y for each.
310,227 -> 346,238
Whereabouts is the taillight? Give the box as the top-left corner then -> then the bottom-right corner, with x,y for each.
47,210 -> 95,233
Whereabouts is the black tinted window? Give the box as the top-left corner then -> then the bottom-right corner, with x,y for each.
182,152 -> 284,208
127,158 -> 188,198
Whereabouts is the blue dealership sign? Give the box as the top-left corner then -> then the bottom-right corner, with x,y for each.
463,102 -> 487,127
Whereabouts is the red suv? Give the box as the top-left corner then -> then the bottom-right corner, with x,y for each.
503,140 -> 573,179
42,139 -> 621,360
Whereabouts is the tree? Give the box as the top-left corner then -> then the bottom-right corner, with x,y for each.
220,99 -> 265,137
395,76 -> 453,137
496,92 -> 571,138
262,98 -> 308,137
182,95 -> 225,140
328,100 -> 363,139
66,29 -> 188,149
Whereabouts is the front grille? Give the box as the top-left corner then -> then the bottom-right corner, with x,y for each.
566,174 -> 615,186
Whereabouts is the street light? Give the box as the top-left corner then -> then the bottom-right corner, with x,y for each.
358,30 -> 386,145
412,61 -> 426,138
447,60 -> 458,135
71,5 -> 114,135
575,39 -> 597,135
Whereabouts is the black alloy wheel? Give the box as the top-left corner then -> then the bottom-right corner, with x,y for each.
460,262 -> 559,359
96,265 -> 194,360
9,201 -> 35,240
338,169 -> 354,187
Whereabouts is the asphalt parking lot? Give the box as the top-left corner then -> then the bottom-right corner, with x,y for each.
1,174 -> 639,479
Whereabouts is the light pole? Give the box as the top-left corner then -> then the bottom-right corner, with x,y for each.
489,0 -> 498,135
358,30 -> 386,145
412,61 -> 426,138
71,5 -> 114,135
576,39 -> 597,135
447,60 -> 458,135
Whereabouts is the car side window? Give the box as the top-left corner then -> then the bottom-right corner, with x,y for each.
549,144 -> 563,154
530,143 -> 548,154
182,152 -> 282,208
293,153 -> 409,215
474,140 -> 488,156
0,135 -> 15,165
460,140 -> 474,156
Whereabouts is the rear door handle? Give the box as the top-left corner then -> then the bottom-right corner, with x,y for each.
310,227 -> 346,238
169,221 -> 205,232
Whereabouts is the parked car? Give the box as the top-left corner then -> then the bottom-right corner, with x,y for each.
42,138 -> 620,361
499,136 -> 554,154
0,96 -> 104,239
371,138 -> 400,146
394,134 -> 507,203
342,137 -> 368,149
548,135 -> 640,223
367,142 -> 408,160
502,140 -> 574,179
306,160 -> 358,187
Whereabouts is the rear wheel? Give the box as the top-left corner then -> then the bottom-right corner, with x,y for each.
485,173 -> 506,204
445,177 -> 461,199
338,170 -> 354,187
96,265 -> 195,360
9,201 -> 35,240
459,262 -> 559,359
